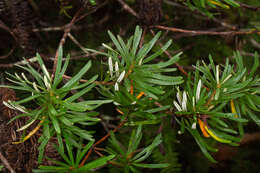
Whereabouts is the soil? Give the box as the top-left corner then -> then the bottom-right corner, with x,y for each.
0,88 -> 38,173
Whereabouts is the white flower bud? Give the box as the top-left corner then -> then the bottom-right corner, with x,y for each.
108,57 -> 113,77
192,122 -> 196,129
114,82 -> 119,91
216,65 -> 219,84
173,100 -> 182,111
196,79 -> 202,102
33,82 -> 40,92
182,91 -> 187,111
115,61 -> 119,77
21,73 -> 29,82
117,70 -> 125,83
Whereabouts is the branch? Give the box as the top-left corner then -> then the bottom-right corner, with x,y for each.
52,7 -> 85,77
116,0 -> 139,18
155,25 -> 259,36
68,33 -> 90,56
79,118 -> 128,167
237,2 -> 260,11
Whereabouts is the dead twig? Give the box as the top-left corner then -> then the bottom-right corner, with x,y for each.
0,151 -> 16,173
68,33 -> 90,57
237,2 -> 260,11
116,0 -> 139,18
155,25 -> 258,36
52,7 -> 85,77
0,20 -> 17,59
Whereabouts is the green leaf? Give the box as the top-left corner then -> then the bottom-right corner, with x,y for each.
247,108 -> 260,127
49,113 -> 61,134
108,30 -> 127,60
14,94 -> 41,105
132,134 -> 162,162
36,53 -> 51,81
127,125 -> 143,155
208,112 -> 248,123
62,60 -> 92,89
131,26 -> 142,56
143,40 -> 172,64
188,128 -> 217,163
16,107 -> 44,131
109,131 -> 125,156
38,137 -> 50,163
64,137 -> 75,167
136,31 -> 161,63
145,105 -> 171,113
53,46 -> 63,86
249,52 -> 259,78
53,54 -> 70,88
16,62 -> 45,87
76,141 -> 94,165
77,155 -> 115,172
57,134 -> 65,154
70,74 -> 98,90
132,163 -> 170,168
65,83 -> 96,102
60,116 -> 73,126
223,0 -> 240,7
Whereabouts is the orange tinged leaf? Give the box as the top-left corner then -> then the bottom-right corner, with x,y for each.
136,92 -> 144,100
13,117 -> 45,144
116,108 -> 124,115
198,119 -> 210,138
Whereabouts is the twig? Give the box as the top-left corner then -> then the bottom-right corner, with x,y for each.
79,118 -> 128,167
250,38 -> 260,49
237,2 -> 260,11
155,25 -> 258,36
33,15 -> 110,33
0,151 -> 16,173
0,20 -> 17,59
68,33 -> 90,56
0,57 -> 38,68
52,7 -> 85,77
116,0 -> 139,18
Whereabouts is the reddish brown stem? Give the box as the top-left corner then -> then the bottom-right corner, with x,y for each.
79,118 -> 128,167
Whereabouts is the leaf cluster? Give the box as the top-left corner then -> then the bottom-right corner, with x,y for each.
1,47 -> 111,163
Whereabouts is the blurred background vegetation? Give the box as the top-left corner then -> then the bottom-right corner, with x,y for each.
0,0 -> 260,172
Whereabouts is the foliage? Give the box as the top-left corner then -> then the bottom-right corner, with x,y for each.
88,26 -> 182,126
106,125 -> 169,172
0,47 -> 111,163
0,165 -> 3,171
57,0 -> 96,17
33,140 -> 115,173
1,10 -> 260,171
173,52 -> 260,162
